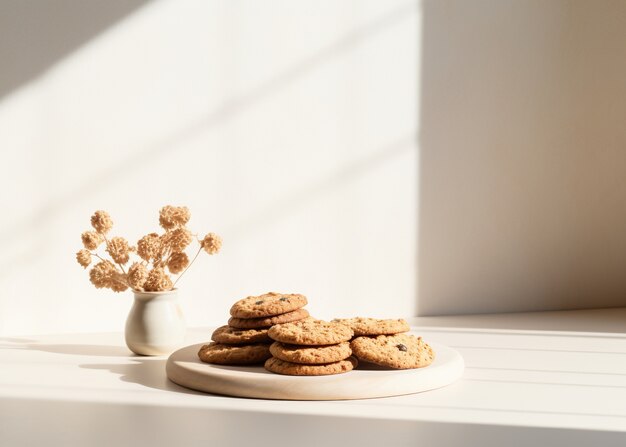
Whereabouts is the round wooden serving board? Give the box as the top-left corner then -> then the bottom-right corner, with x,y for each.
166,342 -> 464,400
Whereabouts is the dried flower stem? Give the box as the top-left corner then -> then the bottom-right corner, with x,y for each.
93,252 -> 130,287
103,234 -> 127,275
172,246 -> 202,288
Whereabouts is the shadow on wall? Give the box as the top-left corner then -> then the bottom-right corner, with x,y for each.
0,0 -> 150,101
417,0 -> 626,315
0,2 -> 416,276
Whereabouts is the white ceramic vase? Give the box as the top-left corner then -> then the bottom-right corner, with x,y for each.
125,289 -> 186,356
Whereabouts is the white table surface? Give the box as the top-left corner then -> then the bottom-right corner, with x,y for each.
2,309 -> 626,447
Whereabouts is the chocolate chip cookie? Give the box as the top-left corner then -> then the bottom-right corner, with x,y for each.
264,356 -> 358,376
332,317 -> 410,336
228,308 -> 310,329
198,342 -> 271,365
268,319 -> 353,346
269,341 -> 352,364
211,325 -> 271,344
350,334 -> 434,369
230,292 -> 308,318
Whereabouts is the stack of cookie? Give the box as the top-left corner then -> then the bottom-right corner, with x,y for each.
265,319 -> 358,376
198,292 -> 310,366
333,317 -> 435,369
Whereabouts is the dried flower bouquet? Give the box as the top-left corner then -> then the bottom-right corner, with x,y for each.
76,206 -> 221,292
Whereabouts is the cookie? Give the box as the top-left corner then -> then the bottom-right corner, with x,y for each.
350,334 -> 435,369
268,319 -> 353,346
264,356 -> 358,376
331,317 -> 410,336
269,341 -> 352,364
230,292 -> 308,318
228,308 -> 310,329
211,325 -> 271,344
198,342 -> 271,365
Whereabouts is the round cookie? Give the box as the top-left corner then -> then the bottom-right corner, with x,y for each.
230,292 -> 308,318
350,334 -> 435,369
268,319 -> 353,346
269,341 -> 352,364
211,325 -> 271,344
332,317 -> 410,336
264,356 -> 358,376
228,308 -> 310,329
198,342 -> 271,365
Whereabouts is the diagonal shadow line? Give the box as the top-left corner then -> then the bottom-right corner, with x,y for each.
0,1 -> 418,251
0,0 -> 151,102
0,132 -> 417,278
225,132 -> 417,239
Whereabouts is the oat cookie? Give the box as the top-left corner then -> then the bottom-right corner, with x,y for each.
268,319 -> 353,345
264,356 -> 358,376
211,325 -> 271,344
198,342 -> 271,365
332,317 -> 410,336
230,292 -> 308,318
228,308 -> 310,329
269,341 -> 352,364
350,334 -> 434,369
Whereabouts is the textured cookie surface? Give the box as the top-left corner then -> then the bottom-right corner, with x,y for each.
264,356 -> 358,376
198,342 -> 271,365
350,334 -> 434,369
269,341 -> 352,364
228,308 -> 310,329
332,317 -> 410,336
211,325 -> 271,344
230,292 -> 308,318
268,319 -> 353,346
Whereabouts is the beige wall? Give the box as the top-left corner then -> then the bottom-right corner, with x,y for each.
2,0 -> 625,335
418,0 -> 626,315
0,0 -> 419,335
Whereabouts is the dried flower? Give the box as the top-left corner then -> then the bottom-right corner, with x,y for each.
81,231 -> 103,251
110,272 -> 129,292
106,236 -> 131,264
159,205 -> 190,230
89,261 -> 117,289
167,252 -> 189,274
79,206 -> 221,295
164,227 -> 192,253
76,249 -> 92,268
128,262 -> 149,290
144,268 -> 173,292
201,233 -> 222,255
137,233 -> 161,261
91,210 -> 113,234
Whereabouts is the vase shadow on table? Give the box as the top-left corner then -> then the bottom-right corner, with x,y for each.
0,338 -> 205,395
79,358 -> 207,395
